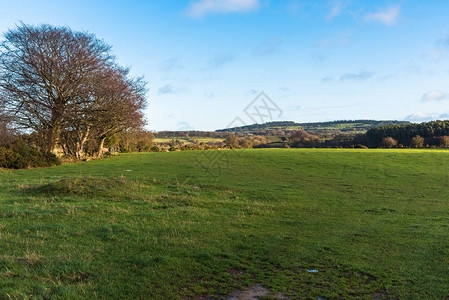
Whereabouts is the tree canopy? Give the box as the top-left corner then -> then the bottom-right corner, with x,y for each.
0,23 -> 147,157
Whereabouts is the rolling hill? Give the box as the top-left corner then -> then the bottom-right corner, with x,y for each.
217,120 -> 410,135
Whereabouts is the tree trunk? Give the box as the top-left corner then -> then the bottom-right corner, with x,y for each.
43,125 -> 61,154
95,137 -> 106,158
75,127 -> 90,159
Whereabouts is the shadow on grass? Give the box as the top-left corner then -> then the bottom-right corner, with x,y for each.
22,177 -> 129,198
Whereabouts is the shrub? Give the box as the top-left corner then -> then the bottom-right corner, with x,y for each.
0,142 -> 60,169
119,146 -> 130,153
0,147 -> 18,168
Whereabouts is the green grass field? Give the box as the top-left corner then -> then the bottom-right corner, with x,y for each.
1,149 -> 449,298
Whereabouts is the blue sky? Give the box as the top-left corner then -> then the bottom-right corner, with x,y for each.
1,0 -> 449,131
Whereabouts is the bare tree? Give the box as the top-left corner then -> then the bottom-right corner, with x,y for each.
0,23 -> 147,156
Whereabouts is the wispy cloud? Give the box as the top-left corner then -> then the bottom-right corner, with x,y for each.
158,84 -> 185,95
364,5 -> 400,25
421,91 -> 449,102
208,53 -> 235,69
186,0 -> 260,18
365,5 -> 401,25
321,77 -> 333,83
340,71 -> 375,81
327,0 -> 347,20
252,38 -> 283,56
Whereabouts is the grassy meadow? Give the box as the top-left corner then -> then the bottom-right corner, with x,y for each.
1,149 -> 449,298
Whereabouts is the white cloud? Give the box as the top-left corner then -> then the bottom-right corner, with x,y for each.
327,1 -> 347,20
422,91 -> 449,102
186,0 -> 259,18
405,112 -> 431,122
364,5 -> 400,25
405,112 -> 449,122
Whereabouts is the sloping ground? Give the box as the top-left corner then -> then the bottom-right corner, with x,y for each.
0,149 -> 448,298
217,120 -> 409,134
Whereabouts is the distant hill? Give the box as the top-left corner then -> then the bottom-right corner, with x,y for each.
217,120 -> 410,135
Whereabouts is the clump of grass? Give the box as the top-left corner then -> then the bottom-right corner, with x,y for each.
24,177 -> 131,198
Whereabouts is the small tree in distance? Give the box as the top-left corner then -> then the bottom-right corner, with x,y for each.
225,134 -> 239,149
410,135 -> 424,148
440,136 -> 449,148
289,130 -> 319,147
381,137 -> 398,148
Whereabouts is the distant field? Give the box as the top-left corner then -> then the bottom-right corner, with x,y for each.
154,137 -> 225,144
1,149 -> 449,298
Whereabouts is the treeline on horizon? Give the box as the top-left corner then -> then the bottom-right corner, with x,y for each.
154,120 -> 449,150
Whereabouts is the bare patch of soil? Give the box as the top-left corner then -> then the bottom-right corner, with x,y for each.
226,284 -> 288,300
